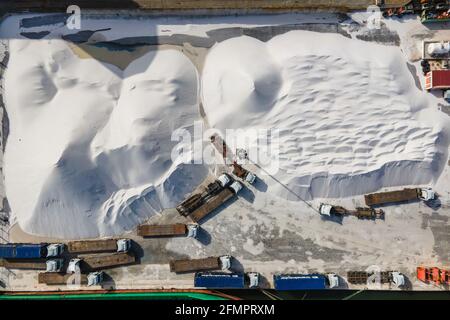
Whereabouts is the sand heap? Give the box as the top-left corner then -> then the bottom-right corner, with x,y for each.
202,31 -> 449,200
3,39 -> 207,238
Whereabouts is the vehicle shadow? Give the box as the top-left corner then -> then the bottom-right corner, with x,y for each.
253,178 -> 268,193
239,186 -> 255,204
100,272 -> 116,291
195,226 -> 211,246
198,196 -> 238,225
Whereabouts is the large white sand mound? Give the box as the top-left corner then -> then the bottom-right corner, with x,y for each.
4,39 -> 207,238
202,31 -> 449,200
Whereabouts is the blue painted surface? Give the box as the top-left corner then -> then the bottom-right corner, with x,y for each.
0,244 -> 46,259
274,274 -> 327,290
15,244 -> 46,259
195,272 -> 245,289
0,244 -> 15,258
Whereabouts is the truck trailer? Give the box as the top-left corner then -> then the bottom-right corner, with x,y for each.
38,272 -> 88,285
273,273 -> 339,290
169,255 -> 232,273
319,204 -> 384,219
67,239 -> 131,254
0,243 -> 64,259
347,271 -> 405,287
67,252 -> 136,272
0,259 -> 47,270
194,272 -> 245,288
137,223 -> 198,238
364,187 -> 435,206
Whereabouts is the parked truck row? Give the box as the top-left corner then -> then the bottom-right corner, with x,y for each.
0,239 -> 136,287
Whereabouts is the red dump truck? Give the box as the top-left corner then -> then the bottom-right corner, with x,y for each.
67,239 -> 131,254
364,188 -> 435,206
169,255 -> 232,273
137,223 -> 198,238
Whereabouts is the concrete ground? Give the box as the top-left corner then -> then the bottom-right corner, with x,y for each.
1,12 -> 450,293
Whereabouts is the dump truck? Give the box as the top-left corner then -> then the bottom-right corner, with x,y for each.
189,177 -> 242,223
38,271 -> 104,286
194,272 -> 245,289
67,252 -> 136,272
0,243 -> 64,259
176,173 -> 240,218
176,173 -> 242,222
273,273 -> 339,290
67,239 -> 131,254
0,259 -> 47,270
232,162 -> 256,184
364,187 -> 435,206
137,223 -> 198,238
319,204 -> 384,219
169,255 -> 232,273
417,267 -> 450,285
39,272 -> 88,285
347,271 -> 405,286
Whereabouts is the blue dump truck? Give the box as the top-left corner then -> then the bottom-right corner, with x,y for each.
0,243 -> 64,259
274,274 -> 337,290
194,272 -> 245,289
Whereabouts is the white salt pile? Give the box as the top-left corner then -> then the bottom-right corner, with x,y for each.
3,39 -> 207,238
202,31 -> 449,200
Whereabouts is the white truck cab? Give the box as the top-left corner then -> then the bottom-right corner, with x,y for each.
419,188 -> 435,201
327,273 -> 339,289
46,259 -> 64,272
46,243 -> 65,257
67,258 -> 82,273
391,271 -> 405,287
229,181 -> 243,194
319,203 -> 333,216
219,255 -> 232,271
217,174 -> 232,188
247,272 -> 260,288
187,224 -> 199,238
117,239 -> 131,252
245,172 -> 256,184
87,271 -> 104,286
